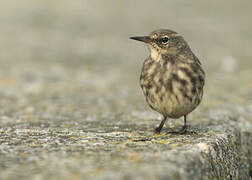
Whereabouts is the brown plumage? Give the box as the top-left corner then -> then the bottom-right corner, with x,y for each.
130,29 -> 205,134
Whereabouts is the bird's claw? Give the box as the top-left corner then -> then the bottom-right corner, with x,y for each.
154,127 -> 161,134
166,125 -> 197,135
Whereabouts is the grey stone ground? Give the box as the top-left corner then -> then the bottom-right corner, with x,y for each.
0,1 -> 252,179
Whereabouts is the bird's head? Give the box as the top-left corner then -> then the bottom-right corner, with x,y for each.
130,29 -> 188,60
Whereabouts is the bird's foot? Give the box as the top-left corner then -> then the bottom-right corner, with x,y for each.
166,125 -> 197,135
154,127 -> 162,134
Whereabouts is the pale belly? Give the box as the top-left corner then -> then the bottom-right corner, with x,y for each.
145,89 -> 199,118
141,78 -> 203,119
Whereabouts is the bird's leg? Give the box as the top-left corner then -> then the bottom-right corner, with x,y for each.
167,116 -> 187,134
177,115 -> 187,134
167,115 -> 197,134
154,116 -> 167,134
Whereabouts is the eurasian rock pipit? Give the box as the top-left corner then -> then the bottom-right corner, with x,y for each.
130,29 -> 205,134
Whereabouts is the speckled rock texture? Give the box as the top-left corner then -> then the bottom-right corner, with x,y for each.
0,1 -> 252,179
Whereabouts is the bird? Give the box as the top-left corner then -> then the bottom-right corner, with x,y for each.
130,29 -> 205,134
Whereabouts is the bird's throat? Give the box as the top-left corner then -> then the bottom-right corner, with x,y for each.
149,46 -> 162,61
149,46 -> 179,61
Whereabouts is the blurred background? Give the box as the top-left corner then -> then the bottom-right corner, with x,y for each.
1,1 -> 252,113
1,0 -> 252,106
0,0 -> 252,179
1,0 -> 252,129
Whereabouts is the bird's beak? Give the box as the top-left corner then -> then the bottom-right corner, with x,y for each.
130,36 -> 151,43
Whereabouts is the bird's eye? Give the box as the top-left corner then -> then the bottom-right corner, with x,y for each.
161,37 -> 169,44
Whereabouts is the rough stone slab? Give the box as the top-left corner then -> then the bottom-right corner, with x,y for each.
0,105 -> 252,180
